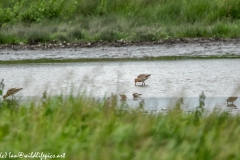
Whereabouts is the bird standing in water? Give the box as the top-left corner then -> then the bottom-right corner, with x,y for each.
227,97 -> 238,105
3,88 -> 23,100
133,93 -> 142,98
119,94 -> 127,101
134,74 -> 151,86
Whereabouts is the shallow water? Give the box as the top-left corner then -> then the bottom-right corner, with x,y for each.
1,43 -> 240,111
1,60 -> 240,97
1,60 -> 240,110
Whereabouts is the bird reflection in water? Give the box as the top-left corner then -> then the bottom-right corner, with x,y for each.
227,97 -> 238,108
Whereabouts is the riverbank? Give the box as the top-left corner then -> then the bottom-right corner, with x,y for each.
1,37 -> 240,50
1,0 -> 240,44
1,38 -> 240,64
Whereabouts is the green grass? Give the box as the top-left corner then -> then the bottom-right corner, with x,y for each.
1,0 -> 240,44
0,94 -> 240,159
1,55 -> 240,65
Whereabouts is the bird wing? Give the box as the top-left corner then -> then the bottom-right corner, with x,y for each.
6,88 -> 22,96
6,88 -> 16,95
133,93 -> 142,97
137,74 -> 151,79
227,97 -> 238,102
119,94 -> 126,98
137,74 -> 146,78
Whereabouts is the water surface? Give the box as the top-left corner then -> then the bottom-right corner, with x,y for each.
1,43 -> 240,111
1,60 -> 239,99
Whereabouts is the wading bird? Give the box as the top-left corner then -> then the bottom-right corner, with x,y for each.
3,88 -> 23,100
133,93 -> 142,98
227,97 -> 238,105
134,74 -> 151,86
119,94 -> 127,101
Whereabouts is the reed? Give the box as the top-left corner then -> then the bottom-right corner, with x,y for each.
0,94 -> 240,159
1,0 -> 240,44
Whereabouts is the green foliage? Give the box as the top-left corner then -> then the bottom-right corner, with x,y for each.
27,32 -> 52,44
1,95 -> 240,159
0,7 -> 12,26
0,32 -> 19,44
194,92 -> 206,124
218,0 -> 240,20
99,30 -> 120,41
1,0 -> 240,43
182,1 -> 211,23
1,0 -> 240,24
74,0 -> 101,16
69,29 -> 84,40
134,31 -> 157,41
0,0 -> 65,23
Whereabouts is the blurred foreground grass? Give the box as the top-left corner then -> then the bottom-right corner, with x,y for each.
0,94 -> 240,160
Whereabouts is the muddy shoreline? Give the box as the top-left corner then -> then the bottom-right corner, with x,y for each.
1,37 -> 240,62
1,38 -> 240,50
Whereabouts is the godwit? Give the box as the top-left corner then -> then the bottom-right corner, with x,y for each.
3,88 -> 23,99
135,74 -> 151,86
119,94 -> 127,101
133,93 -> 142,98
227,97 -> 238,105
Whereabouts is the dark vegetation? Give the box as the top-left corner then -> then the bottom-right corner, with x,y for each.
0,0 -> 240,44
0,94 -> 240,159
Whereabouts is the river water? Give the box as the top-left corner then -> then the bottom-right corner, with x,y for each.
1,42 -> 240,111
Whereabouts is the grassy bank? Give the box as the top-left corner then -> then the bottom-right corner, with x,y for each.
0,94 -> 240,159
2,55 -> 240,65
0,0 -> 240,44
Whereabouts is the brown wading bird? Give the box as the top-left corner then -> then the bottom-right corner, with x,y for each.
119,94 -> 127,101
3,88 -> 23,99
133,93 -> 142,98
227,97 -> 238,105
135,74 -> 151,86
